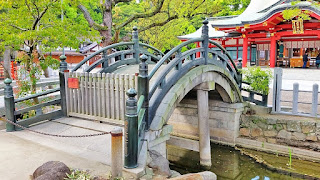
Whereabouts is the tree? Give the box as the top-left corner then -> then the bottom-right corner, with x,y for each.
282,0 -> 320,21
0,0 -> 99,95
74,0 -> 250,50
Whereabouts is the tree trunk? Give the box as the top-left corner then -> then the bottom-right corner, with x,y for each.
102,0 -> 113,46
3,46 -> 11,79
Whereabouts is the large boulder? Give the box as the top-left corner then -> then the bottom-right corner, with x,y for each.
33,161 -> 70,180
148,150 -> 172,177
170,171 -> 217,180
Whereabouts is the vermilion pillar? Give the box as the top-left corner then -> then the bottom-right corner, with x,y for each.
196,42 -> 201,58
242,36 -> 248,67
270,35 -> 276,68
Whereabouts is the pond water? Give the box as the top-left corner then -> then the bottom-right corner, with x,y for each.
168,144 -> 304,180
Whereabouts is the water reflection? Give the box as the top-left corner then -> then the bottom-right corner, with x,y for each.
168,144 -> 303,180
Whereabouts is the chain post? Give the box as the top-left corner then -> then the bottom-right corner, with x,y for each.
138,54 -> 149,129
59,55 -> 68,116
132,26 -> 140,63
111,127 -> 123,178
124,88 -> 138,169
201,19 -> 209,65
4,78 -> 16,132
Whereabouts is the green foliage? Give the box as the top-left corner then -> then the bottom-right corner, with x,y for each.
282,7 -> 311,21
39,56 -> 60,71
241,66 -> 272,95
287,147 -> 292,169
65,169 -> 91,180
215,0 -> 250,16
281,0 -> 320,21
0,0 -> 99,52
0,0 -> 99,99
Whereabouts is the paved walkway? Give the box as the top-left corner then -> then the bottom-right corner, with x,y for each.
0,117 -> 135,180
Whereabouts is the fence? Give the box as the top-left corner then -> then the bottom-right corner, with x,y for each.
65,71 -> 138,125
272,68 -> 319,117
4,79 -> 63,131
241,81 -> 268,107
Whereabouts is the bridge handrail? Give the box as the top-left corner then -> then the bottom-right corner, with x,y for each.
71,42 -> 134,72
14,88 -> 60,103
148,37 -> 204,79
149,47 -> 205,98
208,39 -> 239,74
84,49 -> 135,72
139,43 -> 165,57
137,95 -> 145,116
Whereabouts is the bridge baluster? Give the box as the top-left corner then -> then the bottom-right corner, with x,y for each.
121,53 -> 125,62
125,88 -> 138,168
132,26 -> 140,63
138,54 -> 149,129
175,49 -> 182,70
192,53 -> 195,61
4,78 -> 15,132
201,19 -> 209,65
102,50 -> 108,69
59,54 -> 67,116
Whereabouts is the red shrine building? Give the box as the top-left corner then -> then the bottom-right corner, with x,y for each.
179,0 -> 320,68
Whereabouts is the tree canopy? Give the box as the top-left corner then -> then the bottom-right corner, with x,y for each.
0,0 -> 99,53
0,0 -> 250,54
72,0 -> 249,50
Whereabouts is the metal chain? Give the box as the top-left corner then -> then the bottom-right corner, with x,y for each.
4,118 -> 111,138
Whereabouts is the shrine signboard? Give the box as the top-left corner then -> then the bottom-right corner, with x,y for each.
68,78 -> 79,89
292,19 -> 304,34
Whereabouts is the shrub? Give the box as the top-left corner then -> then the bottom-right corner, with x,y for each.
241,66 -> 272,95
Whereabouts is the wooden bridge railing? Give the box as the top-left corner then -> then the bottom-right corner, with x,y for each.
4,80 -> 63,131
65,71 -> 138,125
4,56 -> 68,131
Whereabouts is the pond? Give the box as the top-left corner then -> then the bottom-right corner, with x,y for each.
168,144 -> 305,180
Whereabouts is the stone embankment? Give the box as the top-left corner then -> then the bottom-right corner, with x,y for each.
240,114 -> 320,150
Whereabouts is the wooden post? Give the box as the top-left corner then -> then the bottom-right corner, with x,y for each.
242,35 -> 248,67
201,19 -> 209,65
59,55 -> 68,116
311,84 -> 318,117
4,78 -> 16,132
292,83 -> 299,115
132,26 -> 140,63
124,88 -> 138,169
111,127 -> 123,178
3,46 -> 11,79
272,68 -> 282,113
270,35 -> 276,68
237,58 -> 242,90
138,54 -> 149,129
197,89 -> 211,168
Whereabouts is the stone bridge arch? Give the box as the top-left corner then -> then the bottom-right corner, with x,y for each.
150,65 -> 242,131
146,65 -> 244,168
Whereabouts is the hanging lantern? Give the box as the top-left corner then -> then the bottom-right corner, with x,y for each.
292,18 -> 304,34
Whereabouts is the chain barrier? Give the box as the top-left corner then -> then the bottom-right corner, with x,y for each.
4,118 -> 111,138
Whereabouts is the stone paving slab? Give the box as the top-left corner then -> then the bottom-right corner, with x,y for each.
0,129 -> 138,180
10,117 -> 122,166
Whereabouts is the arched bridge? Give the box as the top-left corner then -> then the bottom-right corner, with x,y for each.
71,20 -> 243,168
